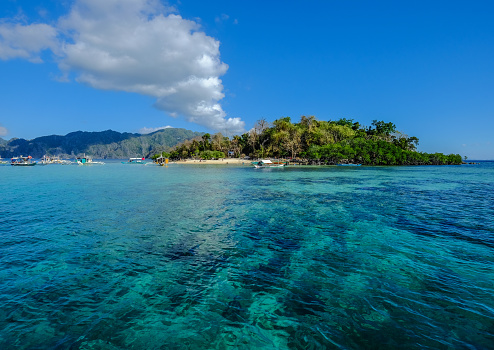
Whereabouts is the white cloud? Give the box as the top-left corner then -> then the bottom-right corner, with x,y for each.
0,0 -> 245,134
0,22 -> 58,63
0,125 -> 8,137
138,125 -> 173,134
215,13 -> 238,26
215,13 -> 229,24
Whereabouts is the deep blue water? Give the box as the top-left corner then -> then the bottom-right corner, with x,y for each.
1,162 -> 493,349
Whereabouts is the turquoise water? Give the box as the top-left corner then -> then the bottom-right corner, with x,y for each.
1,162 -> 493,349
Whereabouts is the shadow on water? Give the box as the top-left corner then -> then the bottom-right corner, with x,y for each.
222,296 -> 248,324
167,244 -> 200,261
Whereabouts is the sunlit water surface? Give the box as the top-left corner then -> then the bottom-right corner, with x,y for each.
1,162 -> 493,349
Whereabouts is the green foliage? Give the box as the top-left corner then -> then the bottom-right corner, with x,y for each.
333,118 -> 354,128
199,150 -> 225,160
0,116 -> 462,166
156,116 -> 462,166
370,120 -> 397,136
201,133 -> 211,151
0,128 -> 204,159
151,151 -> 171,160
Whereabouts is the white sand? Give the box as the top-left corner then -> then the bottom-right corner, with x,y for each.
172,158 -> 251,165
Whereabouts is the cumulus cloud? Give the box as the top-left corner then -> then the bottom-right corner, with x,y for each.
0,125 -> 8,137
0,22 -> 58,63
138,125 -> 173,134
0,0 -> 245,134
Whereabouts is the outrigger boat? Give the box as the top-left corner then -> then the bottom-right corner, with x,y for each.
39,155 -> 72,165
252,159 -> 287,168
76,154 -> 104,165
122,157 -> 147,164
11,155 -> 37,166
154,156 -> 169,166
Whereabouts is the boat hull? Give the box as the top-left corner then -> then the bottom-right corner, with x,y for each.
11,163 -> 36,166
254,164 -> 285,168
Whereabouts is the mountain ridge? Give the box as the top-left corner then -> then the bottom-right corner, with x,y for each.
0,128 -> 204,159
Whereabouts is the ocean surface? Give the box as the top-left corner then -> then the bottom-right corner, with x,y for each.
1,161 -> 493,349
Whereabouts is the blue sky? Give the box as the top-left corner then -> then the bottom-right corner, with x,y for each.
0,0 -> 493,159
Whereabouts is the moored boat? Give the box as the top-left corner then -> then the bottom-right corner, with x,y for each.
11,155 -> 37,166
337,163 -> 361,166
76,154 -> 104,165
252,159 -> 287,168
122,157 -> 147,164
39,155 -> 73,165
154,156 -> 169,166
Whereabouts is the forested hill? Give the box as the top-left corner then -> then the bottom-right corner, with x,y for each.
0,128 -> 203,159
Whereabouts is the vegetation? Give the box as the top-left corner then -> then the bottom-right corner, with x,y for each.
155,116 -> 462,165
0,128 -> 203,159
0,117 -> 462,165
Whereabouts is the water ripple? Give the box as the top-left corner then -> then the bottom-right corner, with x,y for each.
0,164 -> 493,349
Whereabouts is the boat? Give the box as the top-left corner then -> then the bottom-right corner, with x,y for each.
337,163 -> 361,166
122,157 -> 147,164
39,155 -> 73,165
252,159 -> 287,168
76,154 -> 105,165
154,156 -> 169,166
11,155 -> 37,166
0,158 -> 8,165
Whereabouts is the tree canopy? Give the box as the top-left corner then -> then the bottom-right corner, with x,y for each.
156,116 -> 462,166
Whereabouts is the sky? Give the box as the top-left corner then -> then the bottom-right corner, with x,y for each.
0,0 -> 493,159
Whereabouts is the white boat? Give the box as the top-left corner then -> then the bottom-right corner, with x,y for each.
252,159 -> 286,168
39,155 -> 73,165
11,155 -> 37,166
122,157 -> 147,164
76,154 -> 104,165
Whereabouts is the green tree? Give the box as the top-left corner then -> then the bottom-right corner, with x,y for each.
230,135 -> 242,157
201,133 -> 211,151
370,120 -> 396,138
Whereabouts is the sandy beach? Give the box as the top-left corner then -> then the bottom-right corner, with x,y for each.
173,158 -> 251,165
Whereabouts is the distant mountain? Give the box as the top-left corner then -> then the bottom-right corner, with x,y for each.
0,128 -> 203,159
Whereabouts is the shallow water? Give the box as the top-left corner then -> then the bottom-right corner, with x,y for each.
1,162 -> 493,349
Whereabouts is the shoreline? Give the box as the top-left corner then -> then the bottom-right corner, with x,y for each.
172,158 -> 251,165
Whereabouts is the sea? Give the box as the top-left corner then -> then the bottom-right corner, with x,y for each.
1,161 -> 493,350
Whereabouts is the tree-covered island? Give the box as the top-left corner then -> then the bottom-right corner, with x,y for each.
154,116 -> 462,165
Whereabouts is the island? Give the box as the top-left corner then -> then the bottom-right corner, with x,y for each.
153,117 -> 462,166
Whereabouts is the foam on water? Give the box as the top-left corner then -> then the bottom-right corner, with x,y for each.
1,162 -> 493,349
